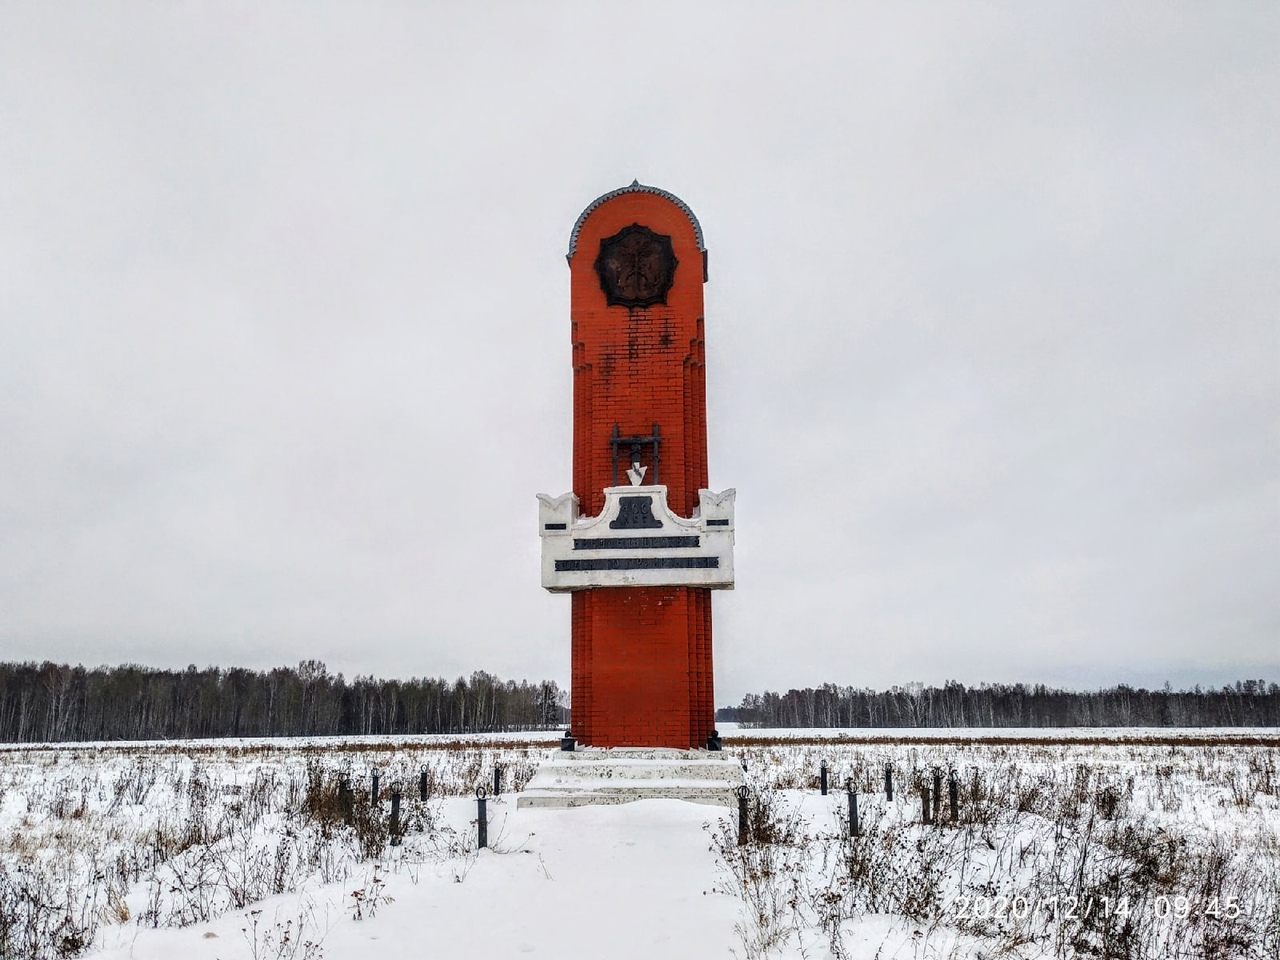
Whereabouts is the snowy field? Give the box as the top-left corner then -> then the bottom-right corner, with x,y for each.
1,729 -> 1277,959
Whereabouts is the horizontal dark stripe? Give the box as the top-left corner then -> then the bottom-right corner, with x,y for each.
555,557 -> 721,572
573,536 -> 700,550
705,518 -> 730,526
543,523 -> 567,530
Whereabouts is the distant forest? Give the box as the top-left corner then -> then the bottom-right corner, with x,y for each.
0,660 -> 567,743
3,663 -> 1277,744
719,680 -> 1280,728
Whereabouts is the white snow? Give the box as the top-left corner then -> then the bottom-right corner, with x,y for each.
89,797 -> 740,960
1,730 -> 1276,959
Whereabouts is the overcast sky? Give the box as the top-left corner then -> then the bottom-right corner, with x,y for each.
2,2 -> 1276,704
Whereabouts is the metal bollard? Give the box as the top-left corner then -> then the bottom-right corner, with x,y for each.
339,777 -> 353,823
846,778 -> 861,837
476,786 -> 488,849
736,785 -> 750,846
493,763 -> 502,797
932,768 -> 942,825
885,763 -> 893,801
820,760 -> 828,796
949,770 -> 959,822
371,767 -> 380,806
419,765 -> 430,802
390,789 -> 402,846
741,758 -> 748,773
922,785 -> 932,825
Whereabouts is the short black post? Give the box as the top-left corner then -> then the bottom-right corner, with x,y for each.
493,763 -> 502,797
741,758 -> 748,773
885,763 -> 893,801
932,768 -> 942,825
846,778 -> 860,837
390,789 -> 402,846
736,785 -> 750,846
476,786 -> 488,849
922,785 -> 932,825
820,760 -> 828,796
370,767 -> 380,806
419,765 -> 430,802
949,770 -> 959,822
339,777 -> 353,823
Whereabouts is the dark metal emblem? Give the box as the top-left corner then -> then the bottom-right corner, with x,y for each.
594,224 -> 677,308
610,496 -> 663,530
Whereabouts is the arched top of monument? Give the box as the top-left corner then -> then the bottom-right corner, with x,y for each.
567,180 -> 705,262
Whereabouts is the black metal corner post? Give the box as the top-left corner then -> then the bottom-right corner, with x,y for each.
949,769 -> 959,823
932,768 -> 943,826
922,785 -> 932,825
846,778 -> 861,837
820,760 -> 828,796
419,765 -> 430,802
493,763 -> 502,798
390,788 -> 402,846
370,767 -> 380,806
340,776 -> 353,824
736,785 -> 750,846
885,763 -> 893,801
475,786 -> 488,849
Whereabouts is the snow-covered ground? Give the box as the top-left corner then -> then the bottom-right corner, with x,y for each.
1,730 -> 1276,959
88,797 -> 739,960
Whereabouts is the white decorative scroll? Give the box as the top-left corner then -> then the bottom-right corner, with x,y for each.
537,485 -> 735,592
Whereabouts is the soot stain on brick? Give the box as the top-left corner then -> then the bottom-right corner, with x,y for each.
626,311 -> 648,363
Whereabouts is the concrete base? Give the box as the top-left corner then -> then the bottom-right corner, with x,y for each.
517,747 -> 745,808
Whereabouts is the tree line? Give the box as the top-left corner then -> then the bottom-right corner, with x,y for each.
0,660 -> 567,743
720,679 -> 1280,728
5,663 -> 1275,742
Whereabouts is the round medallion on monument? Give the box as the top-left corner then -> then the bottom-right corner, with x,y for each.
593,223 -> 678,308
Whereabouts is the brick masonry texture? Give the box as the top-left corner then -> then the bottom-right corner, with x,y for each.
568,189 -> 715,749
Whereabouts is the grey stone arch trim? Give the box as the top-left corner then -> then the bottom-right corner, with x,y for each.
567,181 -> 706,265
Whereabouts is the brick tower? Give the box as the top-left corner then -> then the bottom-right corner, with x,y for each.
537,182 -> 735,749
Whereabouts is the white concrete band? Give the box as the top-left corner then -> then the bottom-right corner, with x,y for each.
537,484 -> 735,592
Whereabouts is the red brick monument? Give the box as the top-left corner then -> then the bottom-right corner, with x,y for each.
538,182 -> 735,750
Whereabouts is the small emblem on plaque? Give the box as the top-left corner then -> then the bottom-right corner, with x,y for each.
610,496 -> 663,530
594,224 -> 677,308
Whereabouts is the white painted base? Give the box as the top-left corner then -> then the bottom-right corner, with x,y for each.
517,747 -> 746,808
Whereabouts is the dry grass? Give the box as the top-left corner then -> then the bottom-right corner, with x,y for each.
0,738 -> 531,960
2,732 -> 1276,960
712,738 -> 1280,959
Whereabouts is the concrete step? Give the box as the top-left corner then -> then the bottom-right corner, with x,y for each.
519,784 -> 739,808
532,762 -> 740,783
552,747 -> 716,762
517,749 -> 746,808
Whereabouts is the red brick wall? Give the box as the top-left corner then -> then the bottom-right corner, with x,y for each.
568,188 -> 716,749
